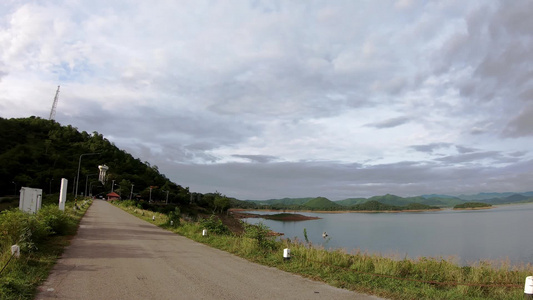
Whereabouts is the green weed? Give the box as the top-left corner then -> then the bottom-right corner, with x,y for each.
0,200 -> 92,299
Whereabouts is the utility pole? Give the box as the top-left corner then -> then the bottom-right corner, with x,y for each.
130,184 -> 134,200
49,86 -> 60,120
75,152 -> 100,198
84,173 -> 97,197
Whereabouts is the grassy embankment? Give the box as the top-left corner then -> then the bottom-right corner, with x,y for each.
114,200 -> 530,300
0,199 -> 92,300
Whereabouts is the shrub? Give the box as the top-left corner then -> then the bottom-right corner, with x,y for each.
167,207 -> 181,227
120,200 -> 137,207
37,205 -> 76,236
0,209 -> 49,252
243,222 -> 277,251
199,215 -> 230,235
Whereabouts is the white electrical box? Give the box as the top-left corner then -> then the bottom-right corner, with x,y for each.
19,187 -> 43,214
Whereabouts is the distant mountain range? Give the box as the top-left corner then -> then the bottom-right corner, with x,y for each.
238,192 -> 533,210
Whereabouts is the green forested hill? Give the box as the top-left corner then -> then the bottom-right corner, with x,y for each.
303,197 -> 340,209
0,116 -> 207,208
249,197 -> 315,206
335,197 -> 367,206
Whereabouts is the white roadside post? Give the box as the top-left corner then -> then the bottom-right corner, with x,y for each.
283,248 -> 291,261
59,178 -> 68,211
202,229 -> 207,236
11,245 -> 20,258
525,276 -> 533,299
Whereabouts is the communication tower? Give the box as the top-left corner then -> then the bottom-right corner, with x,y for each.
48,85 -> 60,120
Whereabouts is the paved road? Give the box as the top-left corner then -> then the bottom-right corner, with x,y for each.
37,200 -> 382,300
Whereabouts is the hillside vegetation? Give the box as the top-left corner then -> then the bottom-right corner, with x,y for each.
243,192 -> 533,211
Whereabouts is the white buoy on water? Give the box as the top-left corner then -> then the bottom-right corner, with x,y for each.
322,231 -> 328,238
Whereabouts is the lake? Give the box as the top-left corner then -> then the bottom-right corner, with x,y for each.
243,203 -> 533,266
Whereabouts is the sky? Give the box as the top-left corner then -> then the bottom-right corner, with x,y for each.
0,0 -> 532,200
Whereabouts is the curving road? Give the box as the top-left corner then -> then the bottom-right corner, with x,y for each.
36,200 -> 382,300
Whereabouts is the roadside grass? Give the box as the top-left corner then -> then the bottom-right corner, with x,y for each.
114,201 -> 530,300
0,200 -> 92,300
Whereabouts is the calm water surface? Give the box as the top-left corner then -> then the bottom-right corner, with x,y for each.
244,203 -> 533,265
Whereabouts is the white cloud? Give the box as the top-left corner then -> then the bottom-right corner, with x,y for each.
1,0 -> 532,199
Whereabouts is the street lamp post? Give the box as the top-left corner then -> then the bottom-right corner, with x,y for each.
72,176 -> 76,195
75,152 -> 100,198
129,184 -> 134,200
89,181 -> 99,197
164,190 -> 169,204
149,186 -> 153,202
84,173 -> 97,197
49,178 -> 54,194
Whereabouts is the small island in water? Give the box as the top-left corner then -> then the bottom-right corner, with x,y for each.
231,210 -> 321,221
453,202 -> 493,210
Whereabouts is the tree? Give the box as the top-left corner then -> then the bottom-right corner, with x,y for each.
214,194 -> 230,213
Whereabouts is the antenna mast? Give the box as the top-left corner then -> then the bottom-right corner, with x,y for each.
49,85 -> 60,120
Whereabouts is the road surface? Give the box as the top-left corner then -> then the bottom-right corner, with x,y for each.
37,200 -> 382,300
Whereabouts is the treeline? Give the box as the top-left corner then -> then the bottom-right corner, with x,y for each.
0,117 -> 229,213
231,197 -> 439,211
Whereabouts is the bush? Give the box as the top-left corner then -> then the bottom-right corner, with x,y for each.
243,222 -> 277,250
119,200 -> 137,207
0,209 -> 49,252
0,205 -> 78,253
37,205 -> 76,236
167,207 -> 181,227
199,215 -> 230,235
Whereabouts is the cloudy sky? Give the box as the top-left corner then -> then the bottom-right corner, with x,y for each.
1,0 -> 532,200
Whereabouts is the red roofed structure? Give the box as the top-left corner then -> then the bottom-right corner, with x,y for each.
106,192 -> 120,200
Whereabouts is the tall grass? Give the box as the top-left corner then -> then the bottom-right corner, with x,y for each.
0,199 -> 92,299
116,201 -> 531,300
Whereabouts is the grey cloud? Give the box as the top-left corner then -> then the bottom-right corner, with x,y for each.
455,145 -> 477,154
519,87 -> 533,102
185,142 -> 218,152
365,116 -> 410,129
508,151 -> 527,158
58,99 -> 259,163
411,143 -> 452,153
159,158 -> 533,200
231,155 -> 279,163
0,70 -> 7,82
503,105 -> 533,138
429,0 -> 533,138
435,151 -> 503,164
470,127 -> 486,135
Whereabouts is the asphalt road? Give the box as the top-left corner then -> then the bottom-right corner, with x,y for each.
36,200 -> 382,300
